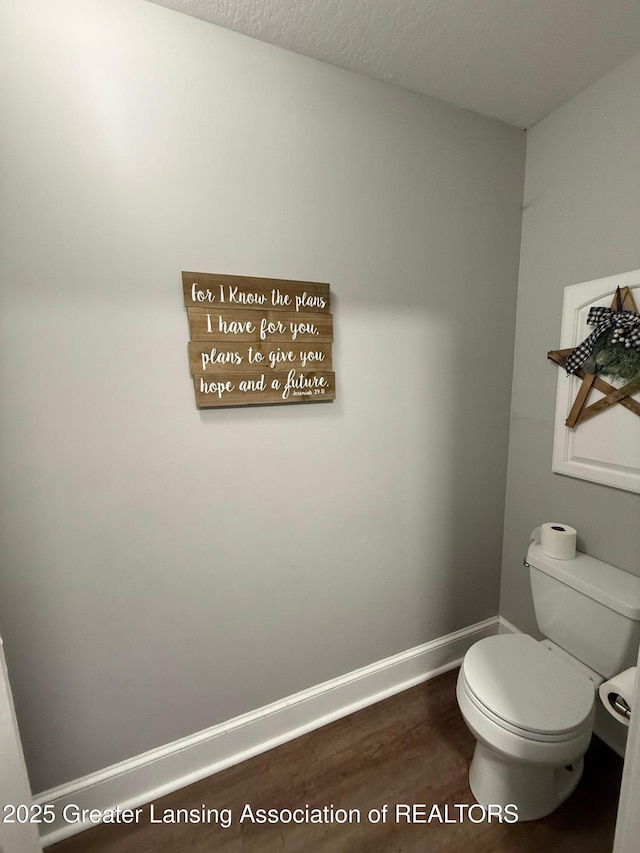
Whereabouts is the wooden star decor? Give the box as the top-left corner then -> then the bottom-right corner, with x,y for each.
548,285 -> 640,428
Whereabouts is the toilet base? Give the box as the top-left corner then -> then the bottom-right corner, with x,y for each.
469,741 -> 584,821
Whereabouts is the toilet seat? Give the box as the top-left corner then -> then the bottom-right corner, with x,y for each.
460,634 -> 595,741
459,673 -> 589,744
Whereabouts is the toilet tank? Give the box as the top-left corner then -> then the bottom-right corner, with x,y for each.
527,542 -> 640,678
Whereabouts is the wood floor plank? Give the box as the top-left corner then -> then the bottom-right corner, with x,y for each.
50,668 -> 623,852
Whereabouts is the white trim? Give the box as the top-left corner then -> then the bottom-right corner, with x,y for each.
0,637 -> 43,853
613,647 -> 640,852
497,615 -> 521,635
35,617 -> 500,847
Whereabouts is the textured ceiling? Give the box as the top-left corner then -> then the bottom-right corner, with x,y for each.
147,0 -> 640,128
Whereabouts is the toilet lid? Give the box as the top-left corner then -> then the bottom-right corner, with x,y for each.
462,634 -> 595,736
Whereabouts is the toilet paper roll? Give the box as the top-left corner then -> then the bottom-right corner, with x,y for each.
599,668 -> 637,727
540,522 -> 577,560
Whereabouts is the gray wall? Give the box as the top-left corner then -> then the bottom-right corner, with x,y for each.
0,0 -> 524,792
500,52 -> 640,633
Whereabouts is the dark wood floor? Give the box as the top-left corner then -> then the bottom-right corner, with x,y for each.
51,668 -> 623,852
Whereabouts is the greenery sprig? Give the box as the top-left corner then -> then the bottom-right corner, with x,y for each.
583,327 -> 640,381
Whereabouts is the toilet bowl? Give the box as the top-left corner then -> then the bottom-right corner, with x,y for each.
457,540 -> 640,820
456,633 -> 595,821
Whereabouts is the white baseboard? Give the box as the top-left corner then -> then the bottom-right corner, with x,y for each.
497,615 -> 521,635
35,617 -> 501,847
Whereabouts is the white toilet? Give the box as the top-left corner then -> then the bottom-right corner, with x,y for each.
457,538 -> 640,821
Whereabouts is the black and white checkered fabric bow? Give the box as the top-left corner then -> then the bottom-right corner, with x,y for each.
566,306 -> 640,374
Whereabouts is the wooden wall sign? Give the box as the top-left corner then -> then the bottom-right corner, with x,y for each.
182,272 -> 336,408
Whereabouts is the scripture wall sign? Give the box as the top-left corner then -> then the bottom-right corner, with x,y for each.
182,272 -> 336,408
